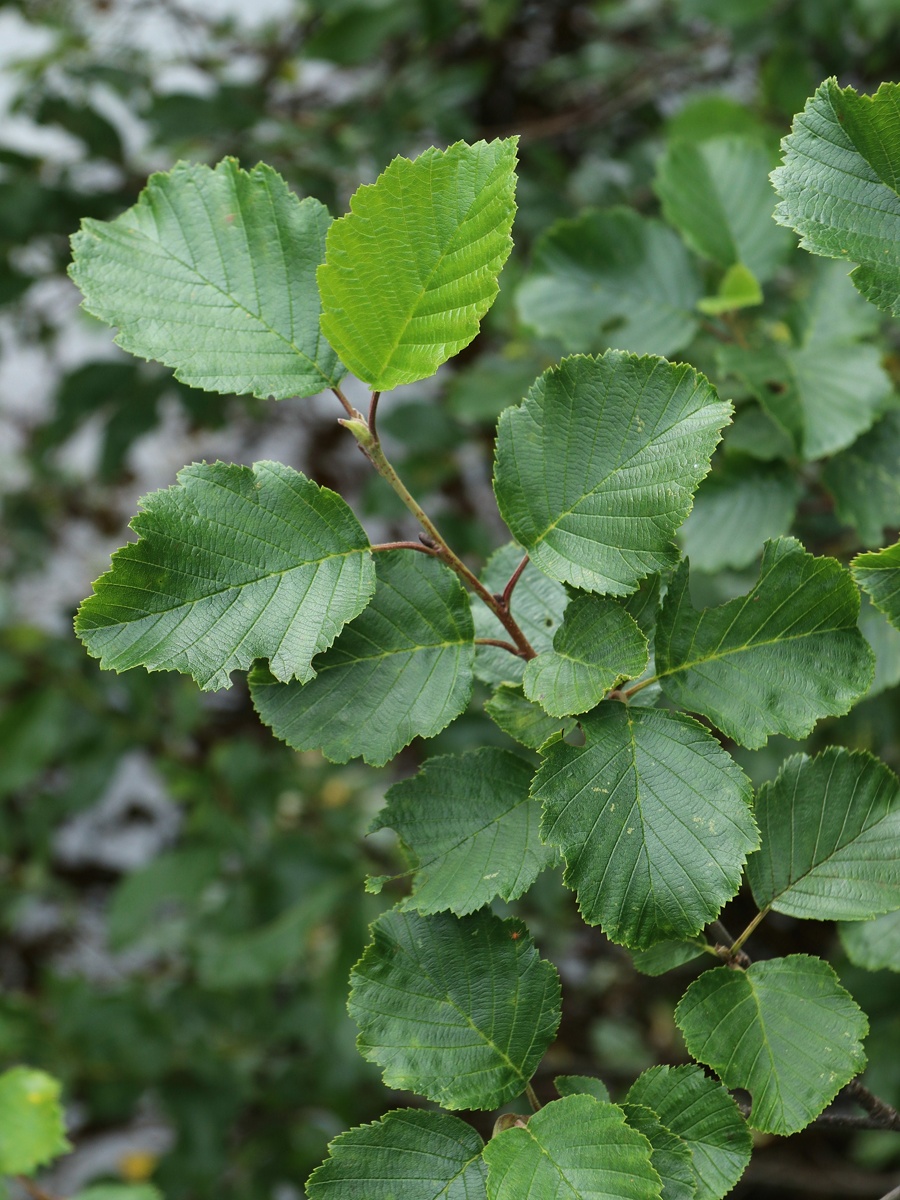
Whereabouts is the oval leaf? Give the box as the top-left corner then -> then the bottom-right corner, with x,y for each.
69,159 -> 343,399
348,908 -> 561,1111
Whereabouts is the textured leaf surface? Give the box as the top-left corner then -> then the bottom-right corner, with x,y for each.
675,956 -> 868,1135
621,1105 -> 696,1200
555,1076 -> 611,1102
534,704 -> 757,949
772,79 -> 900,315
76,460 -> 375,691
747,747 -> 900,920
318,138 -> 517,390
371,749 -> 554,915
824,412 -> 900,546
656,136 -> 791,280
474,543 -> 567,686
306,1109 -> 487,1199
0,1067 -> 70,1175
250,551 -> 473,765
625,1065 -> 751,1200
853,541 -> 900,632
656,540 -> 874,748
485,683 -> 577,750
678,462 -> 798,572
483,1095 -> 661,1200
494,353 -> 731,595
69,159 -> 342,398
516,208 -> 701,356
523,595 -> 648,717
349,909 -> 560,1111
840,910 -> 900,972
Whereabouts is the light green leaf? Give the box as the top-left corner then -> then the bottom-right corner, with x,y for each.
840,910 -> 900,972
370,748 -> 554,915
678,461 -> 799,572
516,208 -> 701,356
0,1067 -> 70,1176
69,159 -> 342,399
747,747 -> 900,920
534,703 -> 757,949
483,1095 -> 661,1200
494,353 -> 731,595
675,955 -> 868,1135
630,938 -> 710,977
474,543 -> 567,686
859,592 -> 900,697
625,1065 -> 752,1200
75,460 -> 375,692
621,1105 -> 696,1200
73,1187 -> 161,1200
772,78 -> 900,315
485,684 -> 577,750
523,595 -> 648,717
306,1109 -> 487,1200
696,261 -> 763,315
348,908 -> 560,1111
318,138 -> 517,390
824,412 -> 900,547
853,541 -> 900,632
655,136 -> 791,281
250,551 -> 473,766
555,1075 -> 611,1102
656,539 -> 874,748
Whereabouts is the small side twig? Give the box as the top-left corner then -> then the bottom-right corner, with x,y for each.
500,554 -> 529,609
476,637 -> 525,655
370,541 -> 439,555
845,1079 -> 900,1131
16,1177 -> 59,1200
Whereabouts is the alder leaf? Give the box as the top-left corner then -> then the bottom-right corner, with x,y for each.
555,1075 -> 611,1102
625,1065 -> 751,1200
853,541 -> 900,632
621,1105 -> 696,1200
483,1095 -> 661,1200
675,955 -> 868,1135
772,78 -> 900,315
0,1067 -> 70,1175
522,595 -> 648,717
306,1109 -> 487,1200
318,138 -> 517,390
656,539 -> 874,748
485,683 -> 578,750
348,908 -> 560,1111
630,938 -> 710,977
840,910 -> 900,973
747,747 -> 900,920
75,461 -> 375,691
493,352 -> 731,595
823,412 -> 900,547
370,748 -> 555,915
69,159 -> 343,399
533,703 -> 757,949
516,208 -> 701,356
250,551 -> 473,766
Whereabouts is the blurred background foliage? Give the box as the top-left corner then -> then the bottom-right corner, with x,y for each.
1,0 -> 900,1197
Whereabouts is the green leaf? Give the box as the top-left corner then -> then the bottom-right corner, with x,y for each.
630,938 -> 709,977
772,78 -> 900,316
696,261 -> 763,315
625,1065 -> 751,1200
306,1109 -> 487,1199
69,159 -> 343,399
533,703 -> 757,949
485,684 -> 578,750
675,955 -> 868,1135
655,136 -> 791,281
859,592 -> 900,697
516,208 -> 701,356
493,353 -> 731,595
483,1095 -> 661,1200
555,1075 -> 611,1102
75,460 -> 375,692
840,910 -> 900,973
0,1067 -> 70,1175
621,1105 -> 696,1200
823,412 -> 900,547
656,539 -> 874,748
678,461 -> 799,572
522,595 -> 648,717
72,1188 -> 161,1200
853,541 -> 900,632
348,908 -> 560,1111
317,138 -> 517,390
250,551 -> 473,766
370,748 -> 555,915
747,747 -> 900,920
474,543 -> 567,686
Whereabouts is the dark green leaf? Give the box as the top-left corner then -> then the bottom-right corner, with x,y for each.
630,939 -> 710,977
484,683 -> 578,750
621,1105 -> 696,1200
824,412 -> 900,547
555,1075 -> 611,1102
853,541 -> 900,632
679,462 -> 798,572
